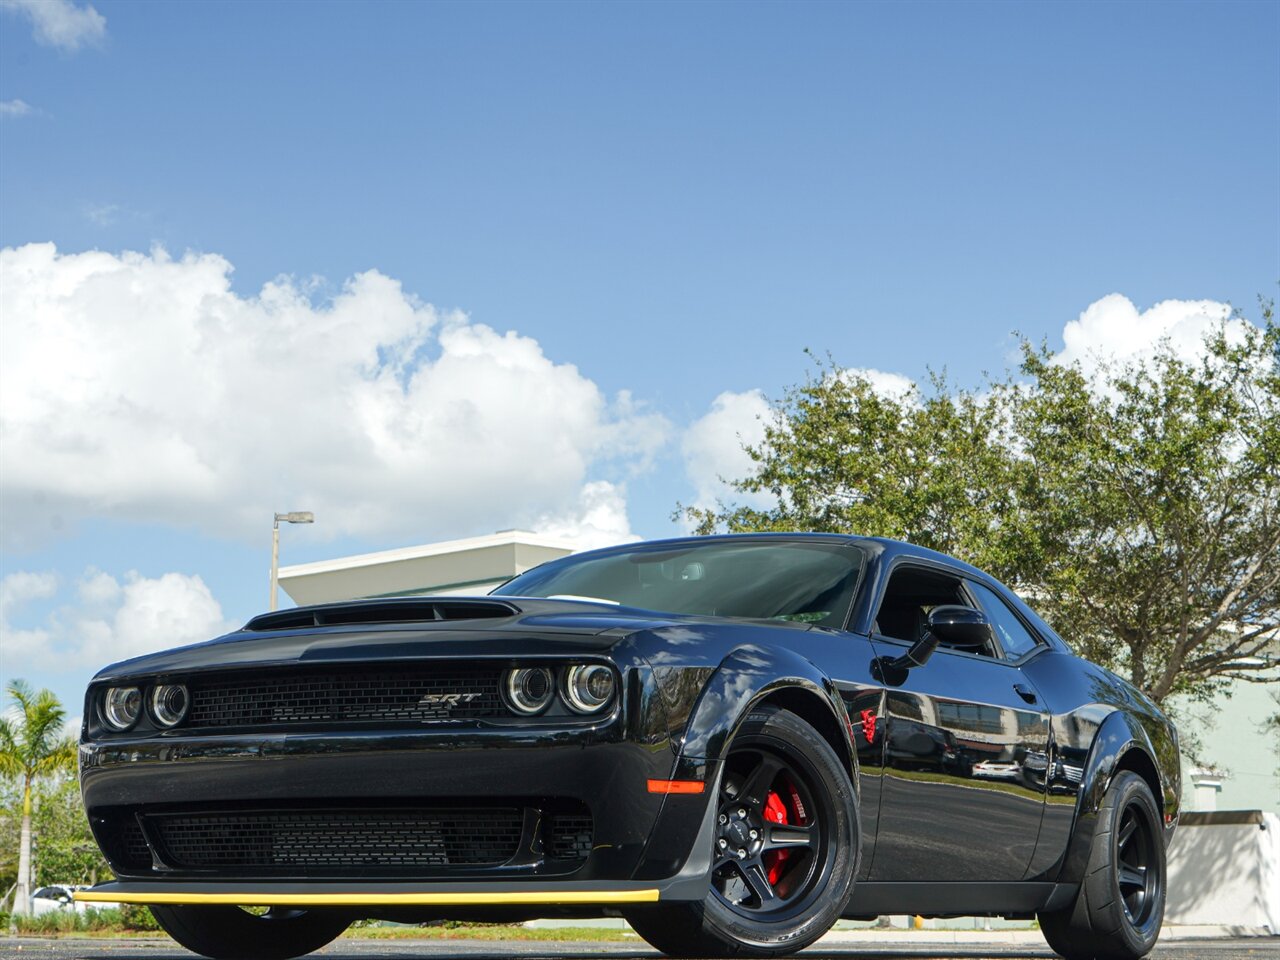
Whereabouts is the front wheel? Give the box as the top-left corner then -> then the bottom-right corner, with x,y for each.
1039,770 -> 1166,960
150,904 -> 351,960
627,706 -> 860,957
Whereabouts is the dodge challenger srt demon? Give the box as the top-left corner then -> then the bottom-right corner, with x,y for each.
76,535 -> 1179,960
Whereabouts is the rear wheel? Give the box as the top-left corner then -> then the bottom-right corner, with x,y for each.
627,706 -> 859,957
150,904 -> 351,960
1039,770 -> 1166,960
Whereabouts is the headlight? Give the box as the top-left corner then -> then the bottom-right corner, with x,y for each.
504,667 -> 554,715
562,664 -> 616,714
102,687 -> 142,731
150,684 -> 189,727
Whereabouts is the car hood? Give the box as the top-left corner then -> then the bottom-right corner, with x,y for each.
89,595 -> 711,681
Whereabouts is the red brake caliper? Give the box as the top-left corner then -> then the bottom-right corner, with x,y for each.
762,790 -> 790,885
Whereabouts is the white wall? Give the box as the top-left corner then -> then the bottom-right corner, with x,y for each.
1166,813 -> 1280,933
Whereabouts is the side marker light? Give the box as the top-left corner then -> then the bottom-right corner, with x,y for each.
647,779 -> 705,795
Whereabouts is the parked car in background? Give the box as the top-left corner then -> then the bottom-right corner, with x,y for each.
30,885 -> 79,915
30,884 -> 121,915
74,535 -> 1179,960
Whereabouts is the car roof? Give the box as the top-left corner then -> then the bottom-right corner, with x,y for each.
553,532 -> 992,579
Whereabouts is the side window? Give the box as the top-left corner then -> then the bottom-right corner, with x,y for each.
967,580 -> 1041,659
874,565 -> 996,658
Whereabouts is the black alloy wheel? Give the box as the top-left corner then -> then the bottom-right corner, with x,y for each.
711,740 -> 834,920
627,706 -> 859,957
1115,800 -> 1158,928
1039,770 -> 1166,960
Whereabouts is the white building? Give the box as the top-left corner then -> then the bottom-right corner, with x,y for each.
278,530 -> 580,607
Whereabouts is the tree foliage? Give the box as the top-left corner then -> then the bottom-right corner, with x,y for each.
0,777 -> 110,892
0,680 -> 79,913
684,306 -> 1280,705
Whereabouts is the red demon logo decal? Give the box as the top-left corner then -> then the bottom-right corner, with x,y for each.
860,708 -> 877,745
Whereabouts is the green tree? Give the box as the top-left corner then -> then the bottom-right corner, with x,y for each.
683,358 -> 1025,579
685,309 -> 1280,705
1012,315 -> 1279,702
0,680 -> 77,915
29,778 -> 110,888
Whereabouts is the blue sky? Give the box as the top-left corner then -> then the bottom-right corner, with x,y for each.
1,0 -> 1277,713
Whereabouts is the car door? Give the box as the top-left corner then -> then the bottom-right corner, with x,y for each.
865,561 -> 1050,882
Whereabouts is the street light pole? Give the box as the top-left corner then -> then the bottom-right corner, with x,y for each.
270,511 -> 315,610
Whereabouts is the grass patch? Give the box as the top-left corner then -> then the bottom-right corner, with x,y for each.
5,911 -> 634,943
8,906 -> 165,937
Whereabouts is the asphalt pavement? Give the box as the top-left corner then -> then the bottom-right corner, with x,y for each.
1,937 -> 1277,960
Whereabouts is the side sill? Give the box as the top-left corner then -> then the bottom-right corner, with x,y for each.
75,881 -> 661,908
842,881 -> 1079,918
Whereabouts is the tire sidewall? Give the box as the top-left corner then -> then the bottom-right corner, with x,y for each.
151,904 -> 351,960
1101,773 -> 1166,956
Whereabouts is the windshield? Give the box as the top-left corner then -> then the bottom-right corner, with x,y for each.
494,539 -> 863,627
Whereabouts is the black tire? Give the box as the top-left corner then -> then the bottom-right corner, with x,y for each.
149,904 -> 351,960
627,706 -> 859,957
1039,771 -> 1166,960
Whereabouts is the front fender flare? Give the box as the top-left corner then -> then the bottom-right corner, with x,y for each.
679,644 -> 858,783
631,644 -> 858,886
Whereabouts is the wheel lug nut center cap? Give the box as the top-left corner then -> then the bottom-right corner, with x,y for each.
724,820 -> 751,846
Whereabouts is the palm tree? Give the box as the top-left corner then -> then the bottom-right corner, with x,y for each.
0,680 -> 77,916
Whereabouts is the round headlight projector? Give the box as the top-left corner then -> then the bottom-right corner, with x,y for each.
562,664 -> 616,714
151,684 -> 190,727
103,686 -> 142,731
504,667 -> 555,715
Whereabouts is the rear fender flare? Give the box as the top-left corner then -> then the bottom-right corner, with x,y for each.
1055,709 -> 1160,884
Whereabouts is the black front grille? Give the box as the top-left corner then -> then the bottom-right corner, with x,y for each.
149,807 -> 524,873
186,666 -> 507,729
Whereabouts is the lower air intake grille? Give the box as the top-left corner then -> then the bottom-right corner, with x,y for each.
113,817 -> 151,870
546,813 -> 594,861
149,807 -> 523,873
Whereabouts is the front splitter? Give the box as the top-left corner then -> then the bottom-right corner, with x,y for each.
74,881 -> 660,908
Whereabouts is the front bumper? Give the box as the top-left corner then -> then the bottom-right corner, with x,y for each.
80,717 -> 718,900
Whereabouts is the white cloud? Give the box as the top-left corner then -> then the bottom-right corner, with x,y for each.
0,570 -> 58,610
1055,294 -> 1246,374
0,568 -> 232,673
0,0 -> 105,52
681,389 -> 773,516
0,243 -> 669,548
0,99 -> 33,118
533,480 -> 637,551
841,367 -> 916,400
0,571 -> 60,662
83,202 -> 120,226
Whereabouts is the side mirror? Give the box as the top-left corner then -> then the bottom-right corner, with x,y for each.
926,604 -> 993,650
892,605 -> 992,669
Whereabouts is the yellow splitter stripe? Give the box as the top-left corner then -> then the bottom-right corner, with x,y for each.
75,888 -> 660,907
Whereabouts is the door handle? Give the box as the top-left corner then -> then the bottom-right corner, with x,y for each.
1014,683 -> 1037,705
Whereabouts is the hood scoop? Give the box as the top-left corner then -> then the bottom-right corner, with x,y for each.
244,598 -> 520,632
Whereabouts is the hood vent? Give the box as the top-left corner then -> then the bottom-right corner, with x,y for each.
244,598 -> 519,632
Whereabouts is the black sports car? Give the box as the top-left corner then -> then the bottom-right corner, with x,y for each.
76,535 -> 1179,960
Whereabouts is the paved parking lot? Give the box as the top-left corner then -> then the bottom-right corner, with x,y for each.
2,938 -> 1278,960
